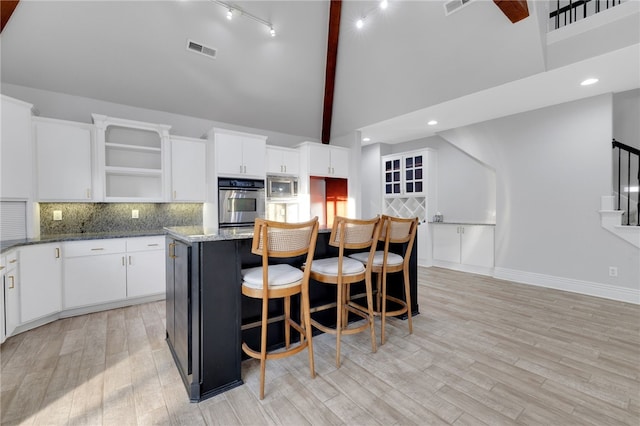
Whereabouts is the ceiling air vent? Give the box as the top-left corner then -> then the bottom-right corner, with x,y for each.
444,0 -> 475,16
186,39 -> 217,59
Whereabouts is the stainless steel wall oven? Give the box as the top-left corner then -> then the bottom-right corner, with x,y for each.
218,178 -> 265,227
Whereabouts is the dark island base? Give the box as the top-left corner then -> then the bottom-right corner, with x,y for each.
165,231 -> 418,402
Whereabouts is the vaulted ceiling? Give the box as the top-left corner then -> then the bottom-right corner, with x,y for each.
1,1 -> 639,144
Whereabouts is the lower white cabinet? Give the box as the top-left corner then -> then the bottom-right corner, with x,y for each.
125,236 -> 165,297
433,224 -> 494,271
63,239 -> 127,309
18,243 -> 62,323
3,251 -> 20,338
63,236 -> 165,309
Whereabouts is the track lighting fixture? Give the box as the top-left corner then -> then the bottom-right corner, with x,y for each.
211,0 -> 276,37
356,0 -> 391,29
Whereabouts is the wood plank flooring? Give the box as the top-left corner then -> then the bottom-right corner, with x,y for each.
1,267 -> 639,425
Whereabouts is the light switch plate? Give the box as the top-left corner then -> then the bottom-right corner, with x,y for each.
53,210 -> 62,221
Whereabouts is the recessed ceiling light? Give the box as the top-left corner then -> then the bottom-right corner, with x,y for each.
427,120 -> 438,126
356,19 -> 364,29
362,137 -> 371,142
380,0 -> 389,10
226,9 -> 233,20
580,78 -> 599,86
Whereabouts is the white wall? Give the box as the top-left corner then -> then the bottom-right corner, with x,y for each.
613,88 -> 640,148
440,94 -> 639,296
1,83 -> 315,147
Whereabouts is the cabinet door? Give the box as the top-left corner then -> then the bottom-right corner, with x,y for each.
307,144 -> 332,176
0,255 -> 5,343
404,153 -> 425,195
241,137 -> 267,177
18,243 -> 62,323
127,250 -> 166,298
64,253 -> 127,309
384,157 -> 402,196
432,224 -> 461,263
1,96 -> 33,199
266,147 -> 283,174
329,147 -> 350,177
3,252 -> 20,338
461,226 -> 494,267
35,120 -> 93,201
171,137 -> 206,201
281,149 -> 299,175
166,239 -> 191,377
216,133 -> 244,176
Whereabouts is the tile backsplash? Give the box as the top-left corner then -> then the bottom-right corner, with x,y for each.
40,203 -> 202,236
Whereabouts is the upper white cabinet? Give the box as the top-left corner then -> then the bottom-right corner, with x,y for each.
210,128 -> 267,178
266,146 -> 299,176
34,117 -> 94,201
432,224 -> 494,273
382,151 -> 429,197
301,142 -> 349,178
18,243 -> 62,323
170,136 -> 206,202
93,114 -> 171,202
1,95 -> 34,199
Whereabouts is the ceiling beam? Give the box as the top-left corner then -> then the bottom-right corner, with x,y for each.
321,0 -> 342,144
493,0 -> 529,23
1,0 -> 20,33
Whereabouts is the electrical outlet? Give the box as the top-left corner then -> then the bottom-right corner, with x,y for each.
132,209 -> 139,219
53,210 -> 62,221
609,266 -> 618,277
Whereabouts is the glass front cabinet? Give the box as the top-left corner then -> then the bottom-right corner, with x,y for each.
383,151 -> 426,197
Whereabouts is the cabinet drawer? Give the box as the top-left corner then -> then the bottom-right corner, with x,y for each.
63,239 -> 126,258
126,236 -> 165,252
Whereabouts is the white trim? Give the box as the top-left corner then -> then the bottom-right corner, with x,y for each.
432,259 -> 494,277
494,267 -> 639,305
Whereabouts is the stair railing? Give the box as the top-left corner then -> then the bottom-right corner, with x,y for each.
550,0 -> 623,30
612,139 -> 639,226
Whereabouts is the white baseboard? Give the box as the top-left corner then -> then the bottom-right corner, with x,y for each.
432,259 -> 494,277
493,267 -> 639,305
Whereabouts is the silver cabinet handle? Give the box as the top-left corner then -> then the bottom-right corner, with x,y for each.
8,275 -> 15,289
128,256 -> 132,265
147,243 -> 159,247
86,189 -> 91,199
91,248 -> 104,251
55,247 -> 60,259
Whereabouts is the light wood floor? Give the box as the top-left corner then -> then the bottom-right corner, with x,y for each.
1,267 -> 639,425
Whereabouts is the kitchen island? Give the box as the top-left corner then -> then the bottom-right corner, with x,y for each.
164,225 -> 418,402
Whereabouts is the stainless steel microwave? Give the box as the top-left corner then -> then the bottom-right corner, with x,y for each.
267,175 -> 298,199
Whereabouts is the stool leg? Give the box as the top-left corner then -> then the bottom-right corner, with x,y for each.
285,295 -> 291,349
365,274 -> 377,353
335,282 -> 343,368
302,288 -> 315,378
403,266 -> 413,334
381,267 -> 387,345
259,294 -> 269,399
376,271 -> 382,314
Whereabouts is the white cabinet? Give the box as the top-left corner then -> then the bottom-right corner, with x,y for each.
0,254 -> 5,343
1,95 -> 33,199
63,239 -> 127,309
306,143 -> 349,177
18,243 -> 62,323
432,224 -> 494,272
266,146 -> 299,175
93,114 -> 171,202
62,237 -> 165,309
382,151 -> 428,197
34,117 -> 94,201
170,136 -> 206,202
212,129 -> 267,178
3,250 -> 20,338
125,236 -> 165,298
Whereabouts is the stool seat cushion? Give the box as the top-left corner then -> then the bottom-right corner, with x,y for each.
242,264 -> 303,290
310,257 -> 365,276
349,250 -> 404,267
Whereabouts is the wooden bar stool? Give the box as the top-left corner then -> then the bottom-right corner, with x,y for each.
348,215 -> 418,345
308,216 -> 381,367
241,217 -> 319,399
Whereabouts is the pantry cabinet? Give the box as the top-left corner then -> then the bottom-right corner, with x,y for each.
34,117 -> 94,201
18,243 -> 62,323
266,146 -> 299,175
170,136 -> 206,202
212,129 -> 267,178
1,95 -> 34,199
432,224 -> 494,273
